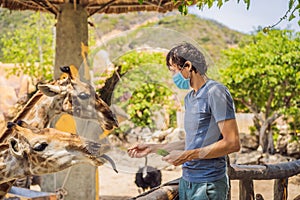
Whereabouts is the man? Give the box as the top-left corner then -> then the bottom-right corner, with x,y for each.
128,42 -> 240,200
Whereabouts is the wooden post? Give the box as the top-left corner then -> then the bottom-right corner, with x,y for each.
239,179 -> 254,200
53,3 -> 89,80
274,178 -> 288,200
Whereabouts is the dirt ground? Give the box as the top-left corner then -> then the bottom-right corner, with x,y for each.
99,149 -> 300,200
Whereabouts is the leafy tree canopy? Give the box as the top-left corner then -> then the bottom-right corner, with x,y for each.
1,12 -> 54,82
221,29 -> 299,115
220,29 -> 299,152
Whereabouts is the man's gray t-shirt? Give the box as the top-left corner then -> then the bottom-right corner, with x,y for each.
182,79 -> 236,183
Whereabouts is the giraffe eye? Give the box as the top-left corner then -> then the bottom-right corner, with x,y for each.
33,142 -> 48,152
78,92 -> 90,100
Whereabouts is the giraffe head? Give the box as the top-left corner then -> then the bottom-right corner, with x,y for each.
38,65 -> 118,131
6,120 -> 117,175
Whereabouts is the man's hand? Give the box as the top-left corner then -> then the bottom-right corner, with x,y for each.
127,141 -> 185,159
127,144 -> 156,158
162,150 -> 192,166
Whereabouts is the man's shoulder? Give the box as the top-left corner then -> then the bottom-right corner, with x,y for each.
206,79 -> 230,93
206,79 -> 225,89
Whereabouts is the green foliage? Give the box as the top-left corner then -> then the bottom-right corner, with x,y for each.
98,51 -> 168,95
116,51 -> 166,74
157,149 -> 170,156
127,82 -> 176,130
1,12 -> 55,82
288,108 -> 300,134
220,29 -> 299,128
95,50 -> 169,93
108,51 -> 178,130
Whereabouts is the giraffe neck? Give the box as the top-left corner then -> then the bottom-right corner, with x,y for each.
0,144 -> 29,200
0,144 -> 29,184
0,90 -> 64,199
0,91 -> 55,143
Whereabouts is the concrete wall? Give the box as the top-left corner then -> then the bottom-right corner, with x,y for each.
235,113 -> 255,134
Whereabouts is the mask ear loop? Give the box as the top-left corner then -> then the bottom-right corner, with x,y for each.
188,70 -> 192,79
202,74 -> 209,83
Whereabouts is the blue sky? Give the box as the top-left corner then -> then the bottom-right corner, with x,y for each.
189,0 -> 299,34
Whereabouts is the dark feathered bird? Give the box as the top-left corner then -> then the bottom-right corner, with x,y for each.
135,156 -> 162,193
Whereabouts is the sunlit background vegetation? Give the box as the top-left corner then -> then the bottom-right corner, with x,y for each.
0,9 -> 299,153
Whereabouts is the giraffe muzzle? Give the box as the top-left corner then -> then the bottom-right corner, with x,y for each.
83,140 -> 118,173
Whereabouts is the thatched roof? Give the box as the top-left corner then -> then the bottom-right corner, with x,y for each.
0,0 -> 181,16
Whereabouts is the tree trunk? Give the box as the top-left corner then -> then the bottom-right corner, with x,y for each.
54,3 -> 89,81
267,126 -> 275,154
259,121 -> 269,153
258,113 -> 281,153
41,3 -> 98,200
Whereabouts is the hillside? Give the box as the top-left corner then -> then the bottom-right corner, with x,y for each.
92,12 -> 244,59
0,9 -> 245,85
90,12 -> 245,79
0,9 -> 244,64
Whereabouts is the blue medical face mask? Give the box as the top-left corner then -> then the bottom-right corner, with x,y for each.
172,71 -> 190,90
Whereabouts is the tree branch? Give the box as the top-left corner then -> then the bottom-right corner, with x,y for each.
238,97 -> 263,123
265,88 -> 274,119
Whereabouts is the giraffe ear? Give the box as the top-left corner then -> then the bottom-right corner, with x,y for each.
38,84 -> 61,97
8,137 -> 24,157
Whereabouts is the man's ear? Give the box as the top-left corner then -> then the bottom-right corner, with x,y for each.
38,84 -> 61,97
183,61 -> 193,71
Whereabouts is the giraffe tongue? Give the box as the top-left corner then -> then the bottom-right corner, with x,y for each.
98,154 -> 118,173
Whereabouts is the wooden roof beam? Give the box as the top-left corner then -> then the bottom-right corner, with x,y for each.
13,0 -> 45,11
41,0 -> 59,15
28,0 -> 58,15
87,0 -> 116,16
143,0 -> 164,10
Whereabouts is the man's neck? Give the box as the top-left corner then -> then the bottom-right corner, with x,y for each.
191,72 -> 207,93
